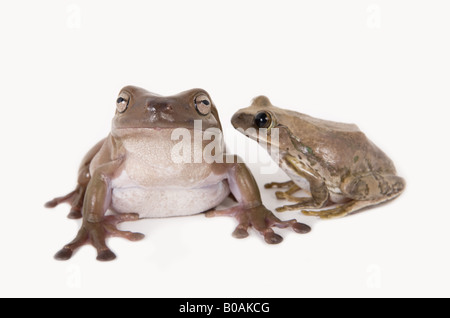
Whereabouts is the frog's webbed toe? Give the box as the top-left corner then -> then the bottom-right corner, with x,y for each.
264,181 -> 296,189
232,224 -> 250,239
54,213 -> 144,262
300,173 -> 407,219
260,211 -> 312,243
45,190 -> 77,209
67,208 -> 82,219
206,205 -> 311,244
301,202 -> 355,219
274,182 -> 301,200
275,191 -> 304,203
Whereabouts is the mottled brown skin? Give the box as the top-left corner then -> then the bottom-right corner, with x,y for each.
231,96 -> 405,219
45,86 -> 310,261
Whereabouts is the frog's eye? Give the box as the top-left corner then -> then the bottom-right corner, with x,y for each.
254,111 -> 273,129
116,92 -> 130,113
195,94 -> 211,116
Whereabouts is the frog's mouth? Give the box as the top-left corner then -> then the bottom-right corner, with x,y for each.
112,113 -> 221,134
111,124 -> 224,142
236,127 -> 259,142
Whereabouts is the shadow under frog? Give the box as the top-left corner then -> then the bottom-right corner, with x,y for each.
231,96 -> 405,219
45,86 -> 310,261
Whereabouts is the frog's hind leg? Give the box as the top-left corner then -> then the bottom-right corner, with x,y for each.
302,201 -> 359,219
303,194 -> 400,220
303,174 -> 406,219
45,184 -> 86,219
342,173 -> 405,202
45,162 -> 91,219
45,138 -> 106,219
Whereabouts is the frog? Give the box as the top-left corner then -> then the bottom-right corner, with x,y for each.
45,86 -> 311,261
231,95 -> 405,219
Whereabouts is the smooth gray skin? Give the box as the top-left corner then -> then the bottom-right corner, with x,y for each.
46,87 -> 310,261
231,96 -> 405,219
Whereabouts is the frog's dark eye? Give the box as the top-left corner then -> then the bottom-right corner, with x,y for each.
195,94 -> 211,116
254,111 -> 273,129
116,92 -> 130,113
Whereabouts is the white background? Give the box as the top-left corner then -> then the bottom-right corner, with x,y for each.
0,0 -> 449,298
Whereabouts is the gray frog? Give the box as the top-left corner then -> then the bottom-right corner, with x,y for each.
231,96 -> 405,219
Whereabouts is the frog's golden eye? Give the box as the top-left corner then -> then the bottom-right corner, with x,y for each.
254,111 -> 273,129
116,92 -> 130,113
195,94 -> 211,116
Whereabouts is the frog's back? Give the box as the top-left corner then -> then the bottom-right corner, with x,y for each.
287,110 -> 360,133
285,110 -> 396,175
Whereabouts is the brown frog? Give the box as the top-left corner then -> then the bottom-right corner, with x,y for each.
45,86 -> 310,261
231,96 -> 405,219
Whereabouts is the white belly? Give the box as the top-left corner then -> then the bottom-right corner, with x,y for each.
280,160 -> 311,193
280,157 -> 347,203
106,130 -> 230,217
111,171 -> 230,218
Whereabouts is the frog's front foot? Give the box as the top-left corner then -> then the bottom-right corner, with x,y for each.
266,181 -> 306,203
54,213 -> 144,261
206,205 -> 311,244
264,181 -> 295,189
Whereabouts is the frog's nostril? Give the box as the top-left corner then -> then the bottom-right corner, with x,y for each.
148,103 -> 173,113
